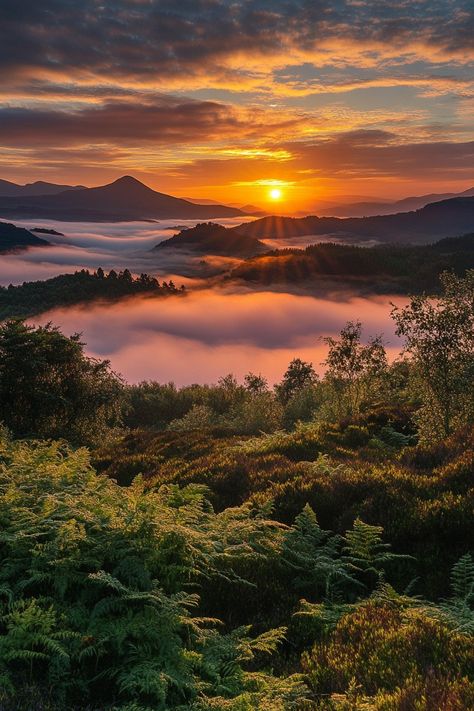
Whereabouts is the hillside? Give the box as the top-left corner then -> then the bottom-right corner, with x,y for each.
0,220 -> 50,252
229,232 -> 474,293
0,176 -> 246,222
322,186 -> 474,217
0,269 -> 184,320
233,196 -> 474,244
152,221 -> 268,257
0,179 -> 84,197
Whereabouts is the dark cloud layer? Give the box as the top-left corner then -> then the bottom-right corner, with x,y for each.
0,99 -> 259,146
1,1 -> 473,83
166,130 -> 474,183
290,131 -> 474,179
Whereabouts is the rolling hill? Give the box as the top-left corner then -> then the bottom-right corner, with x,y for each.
0,221 -> 50,252
320,186 -> 474,217
0,176 -> 246,222
229,232 -> 474,293
0,179 -> 85,197
152,222 -> 268,257
233,196 -> 474,245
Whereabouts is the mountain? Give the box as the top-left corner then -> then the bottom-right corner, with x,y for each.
236,204 -> 267,216
0,179 -> 85,197
181,197 -> 227,205
0,176 -> 246,222
229,232 -> 474,294
0,221 -> 50,252
31,227 -> 65,236
182,198 -> 266,215
152,222 -> 268,257
233,196 -> 474,245
320,186 -> 474,217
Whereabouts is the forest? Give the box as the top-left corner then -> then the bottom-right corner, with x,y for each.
230,233 -> 474,293
0,271 -> 472,710
0,269 -> 185,320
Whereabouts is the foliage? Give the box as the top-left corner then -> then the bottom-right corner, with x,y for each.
1,273 -> 474,708
301,599 -> 474,709
0,268 -> 184,320
392,270 -> 474,441
281,505 -> 355,601
275,359 -> 318,405
0,320 -> 124,446
230,233 -> 474,295
0,431 -> 308,709
321,321 -> 388,420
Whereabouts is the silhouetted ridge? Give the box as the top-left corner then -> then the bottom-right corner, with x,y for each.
229,232 -> 474,293
0,221 -> 50,252
321,185 -> 474,217
153,222 -> 268,257
0,176 -> 246,221
0,268 -> 184,320
0,179 -> 84,197
233,196 -> 474,245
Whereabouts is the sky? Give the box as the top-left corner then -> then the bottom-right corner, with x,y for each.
1,0 -> 474,211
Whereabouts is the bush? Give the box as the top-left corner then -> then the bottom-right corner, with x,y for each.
302,600 -> 474,706
0,321 -> 123,446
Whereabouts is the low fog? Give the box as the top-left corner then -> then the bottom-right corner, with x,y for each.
30,289 -> 404,385
1,219 -> 405,385
1,217 -> 251,286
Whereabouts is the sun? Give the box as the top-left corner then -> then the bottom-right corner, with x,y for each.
269,188 -> 282,201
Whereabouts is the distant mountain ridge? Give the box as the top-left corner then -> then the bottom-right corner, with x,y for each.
0,176 -> 246,222
233,196 -> 474,245
153,222 -> 267,257
182,197 -> 266,215
0,221 -> 50,252
0,179 -> 85,197
320,186 -> 474,217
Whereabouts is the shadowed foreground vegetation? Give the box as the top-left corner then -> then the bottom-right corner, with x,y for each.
0,271 -> 472,709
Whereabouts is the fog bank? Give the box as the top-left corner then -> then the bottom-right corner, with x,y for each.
30,289 -> 404,385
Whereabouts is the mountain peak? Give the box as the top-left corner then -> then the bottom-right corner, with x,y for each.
113,175 -> 146,187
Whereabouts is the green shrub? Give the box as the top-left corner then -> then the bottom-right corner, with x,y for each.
302,601 -> 474,700
0,432 -> 307,709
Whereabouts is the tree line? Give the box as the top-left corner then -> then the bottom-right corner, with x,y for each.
0,268 -> 185,320
230,233 -> 474,293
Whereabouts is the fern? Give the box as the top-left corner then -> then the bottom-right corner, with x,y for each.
433,554 -> 474,634
0,433 -> 305,708
281,505 -> 357,600
450,553 -> 474,602
343,518 -> 409,589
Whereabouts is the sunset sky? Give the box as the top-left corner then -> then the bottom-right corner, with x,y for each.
1,0 -> 474,211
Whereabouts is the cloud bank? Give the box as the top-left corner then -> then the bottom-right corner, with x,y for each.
30,289 -> 404,385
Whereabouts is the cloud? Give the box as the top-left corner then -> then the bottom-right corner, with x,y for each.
1,1 -> 473,87
158,130 -> 474,187
1,1 -> 473,199
288,131 -> 474,179
0,98 -> 303,147
1,217 -> 404,386
0,216 -> 253,286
